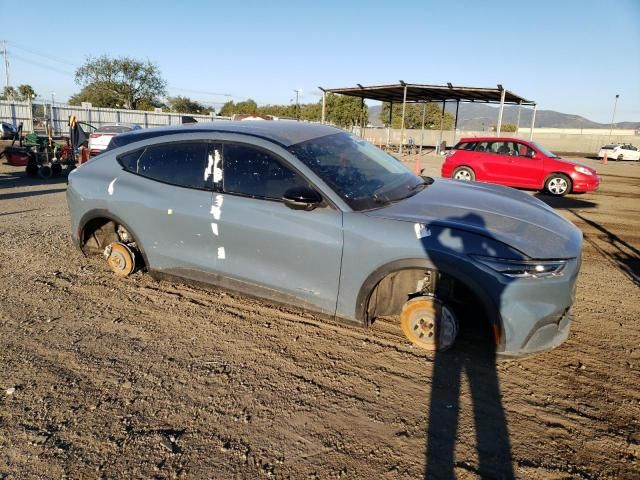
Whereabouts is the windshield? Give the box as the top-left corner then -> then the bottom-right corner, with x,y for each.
288,132 -> 424,210
532,142 -> 559,158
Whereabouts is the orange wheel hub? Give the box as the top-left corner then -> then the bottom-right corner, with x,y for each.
400,296 -> 458,351
106,242 -> 135,277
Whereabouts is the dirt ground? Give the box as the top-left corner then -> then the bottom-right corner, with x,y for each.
0,146 -> 638,479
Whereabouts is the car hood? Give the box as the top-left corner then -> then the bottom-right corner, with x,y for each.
366,179 -> 582,259
551,157 -> 597,173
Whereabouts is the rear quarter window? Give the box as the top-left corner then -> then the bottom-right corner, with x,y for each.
118,142 -> 208,189
454,142 -> 477,150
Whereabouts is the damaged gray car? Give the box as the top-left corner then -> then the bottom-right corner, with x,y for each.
67,122 -> 582,357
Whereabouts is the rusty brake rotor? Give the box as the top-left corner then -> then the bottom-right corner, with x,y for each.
104,242 -> 136,277
400,296 -> 458,351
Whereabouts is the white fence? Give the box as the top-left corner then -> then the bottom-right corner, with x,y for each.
358,127 -> 640,154
0,100 -> 33,132
2,100 -> 638,154
0,100 -> 230,136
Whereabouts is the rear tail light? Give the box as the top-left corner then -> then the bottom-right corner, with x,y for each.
90,133 -> 115,138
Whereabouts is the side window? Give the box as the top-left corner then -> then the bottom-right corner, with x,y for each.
475,141 -> 490,152
120,142 -> 208,189
515,143 -> 535,158
457,141 -> 477,151
485,142 -> 500,154
222,144 -> 308,200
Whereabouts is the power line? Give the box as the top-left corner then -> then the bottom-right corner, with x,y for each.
168,86 -> 236,98
8,40 -> 78,68
10,53 -> 75,77
3,40 -> 257,104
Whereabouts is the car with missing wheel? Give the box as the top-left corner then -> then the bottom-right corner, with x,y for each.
67,122 -> 582,357
442,137 -> 600,196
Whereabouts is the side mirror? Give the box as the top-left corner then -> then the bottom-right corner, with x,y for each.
283,186 -> 323,211
528,151 -> 537,159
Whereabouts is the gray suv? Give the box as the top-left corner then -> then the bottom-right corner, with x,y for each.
67,122 -> 582,357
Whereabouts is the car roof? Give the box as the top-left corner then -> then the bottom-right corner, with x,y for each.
107,121 -> 343,150
457,137 -> 528,143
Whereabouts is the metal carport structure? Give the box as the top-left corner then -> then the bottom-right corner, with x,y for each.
318,82 -> 536,153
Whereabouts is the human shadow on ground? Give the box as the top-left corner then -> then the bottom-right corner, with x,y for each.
421,213 -> 515,479
534,194 -> 639,287
570,209 -> 639,287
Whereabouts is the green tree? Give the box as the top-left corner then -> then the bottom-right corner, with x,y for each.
1,84 -> 37,101
17,84 -> 36,100
68,83 -> 121,107
380,102 -> 454,130
219,99 -> 258,116
168,96 -> 211,114
493,123 -> 517,132
73,55 -> 167,109
218,95 -> 364,126
325,93 -> 367,127
1,86 -> 16,100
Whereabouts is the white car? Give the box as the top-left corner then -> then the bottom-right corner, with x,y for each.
88,124 -> 141,157
597,143 -> 640,161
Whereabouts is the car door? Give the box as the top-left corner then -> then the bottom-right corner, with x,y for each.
210,140 -> 344,316
620,145 -> 640,161
501,142 -> 544,188
112,141 -> 216,270
476,141 -> 512,185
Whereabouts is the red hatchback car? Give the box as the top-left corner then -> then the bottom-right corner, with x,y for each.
441,137 -> 600,196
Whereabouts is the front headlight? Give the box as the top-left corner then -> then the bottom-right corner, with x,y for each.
574,166 -> 593,176
471,255 -> 567,278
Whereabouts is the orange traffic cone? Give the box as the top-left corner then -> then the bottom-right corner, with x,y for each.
603,151 -> 608,165
414,155 -> 421,175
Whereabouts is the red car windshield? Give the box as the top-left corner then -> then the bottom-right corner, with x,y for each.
532,142 -> 559,158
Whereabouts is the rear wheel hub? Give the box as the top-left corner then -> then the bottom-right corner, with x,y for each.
105,242 -> 136,277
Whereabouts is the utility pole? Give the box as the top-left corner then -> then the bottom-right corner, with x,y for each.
293,89 -> 301,121
608,94 -> 620,143
2,40 -> 10,89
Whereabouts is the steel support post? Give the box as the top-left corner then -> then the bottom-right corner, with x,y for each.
399,85 -> 407,154
530,104 -> 537,140
496,87 -> 506,135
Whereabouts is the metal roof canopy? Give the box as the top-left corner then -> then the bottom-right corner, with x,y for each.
323,83 -> 534,105
318,82 -> 538,152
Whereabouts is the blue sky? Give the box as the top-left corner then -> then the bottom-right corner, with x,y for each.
1,0 -> 639,123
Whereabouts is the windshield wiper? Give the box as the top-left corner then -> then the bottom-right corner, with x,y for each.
407,177 -> 432,192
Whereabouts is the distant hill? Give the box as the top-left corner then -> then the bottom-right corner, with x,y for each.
367,103 -> 640,130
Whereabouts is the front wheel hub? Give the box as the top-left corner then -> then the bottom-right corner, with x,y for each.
400,296 -> 458,351
104,242 -> 136,277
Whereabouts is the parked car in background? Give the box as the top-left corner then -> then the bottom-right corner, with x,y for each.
67,122 -> 582,357
88,124 -> 141,157
1,121 -> 18,140
597,143 -> 640,161
442,137 -> 600,196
